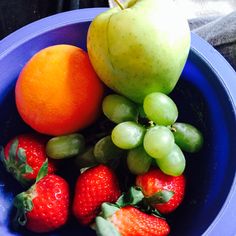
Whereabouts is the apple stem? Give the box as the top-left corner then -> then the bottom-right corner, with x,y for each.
114,0 -> 125,10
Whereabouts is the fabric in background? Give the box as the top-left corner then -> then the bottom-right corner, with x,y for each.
192,12 -> 236,70
0,0 -> 235,70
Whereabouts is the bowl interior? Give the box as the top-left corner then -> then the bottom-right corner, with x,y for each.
0,10 -> 236,236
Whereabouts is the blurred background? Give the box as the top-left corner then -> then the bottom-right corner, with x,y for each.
0,0 -> 235,69
110,0 -> 236,19
0,0 -> 108,39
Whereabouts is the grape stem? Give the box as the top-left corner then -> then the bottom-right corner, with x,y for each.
148,121 -> 155,127
169,126 -> 177,132
114,0 -> 125,10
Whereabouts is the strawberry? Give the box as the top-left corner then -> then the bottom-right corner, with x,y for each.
136,168 -> 186,214
73,164 -> 121,225
95,203 -> 170,236
0,133 -> 57,186
14,160 -> 69,233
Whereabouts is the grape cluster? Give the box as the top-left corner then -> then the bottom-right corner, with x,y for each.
93,93 -> 203,177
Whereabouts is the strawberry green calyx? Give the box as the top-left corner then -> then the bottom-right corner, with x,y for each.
13,160 -> 48,226
115,187 -> 168,218
138,189 -> 174,218
95,203 -> 120,235
14,187 -> 35,226
100,203 -> 120,219
116,186 -> 144,207
35,159 -> 48,183
145,190 -> 174,205
95,186 -> 169,235
0,139 -> 33,187
99,186 -> 145,220
95,216 -> 120,236
95,187 -> 145,232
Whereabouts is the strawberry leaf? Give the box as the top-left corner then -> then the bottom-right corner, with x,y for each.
20,164 -> 33,174
0,146 -> 8,170
9,139 -> 18,162
101,203 -> 119,219
1,144 -> 32,187
25,164 -> 33,174
0,146 -> 6,164
80,166 -> 92,174
150,208 -> 163,218
95,216 -> 120,236
14,190 -> 34,226
116,186 -> 144,208
14,191 -> 33,211
140,199 -> 164,218
146,190 -> 174,205
137,199 -> 165,219
17,148 -> 26,165
15,210 -> 27,226
36,159 -> 48,183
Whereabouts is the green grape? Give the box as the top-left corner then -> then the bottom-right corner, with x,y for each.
75,147 -> 97,169
111,121 -> 145,149
143,92 -> 178,126
143,126 -> 174,159
102,94 -> 138,124
127,146 -> 152,175
172,122 -> 204,153
94,135 -> 125,164
156,144 -> 186,176
46,133 -> 85,159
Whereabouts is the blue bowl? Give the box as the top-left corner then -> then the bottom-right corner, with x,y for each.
0,8 -> 236,236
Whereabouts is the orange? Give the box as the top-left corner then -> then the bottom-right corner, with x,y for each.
15,44 -> 104,136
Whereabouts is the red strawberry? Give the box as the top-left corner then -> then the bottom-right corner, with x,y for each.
0,133 -> 57,186
73,164 -> 121,225
136,168 -> 186,214
95,203 -> 170,236
14,161 -> 69,233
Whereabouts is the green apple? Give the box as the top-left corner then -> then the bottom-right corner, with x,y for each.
87,0 -> 190,103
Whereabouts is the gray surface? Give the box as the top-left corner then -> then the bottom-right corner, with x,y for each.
109,0 -> 236,19
191,11 -> 236,70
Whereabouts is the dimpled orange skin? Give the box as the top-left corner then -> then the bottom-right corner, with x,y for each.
15,45 -> 104,136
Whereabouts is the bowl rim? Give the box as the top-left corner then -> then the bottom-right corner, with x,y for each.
0,7 -> 236,235
189,34 -> 236,236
